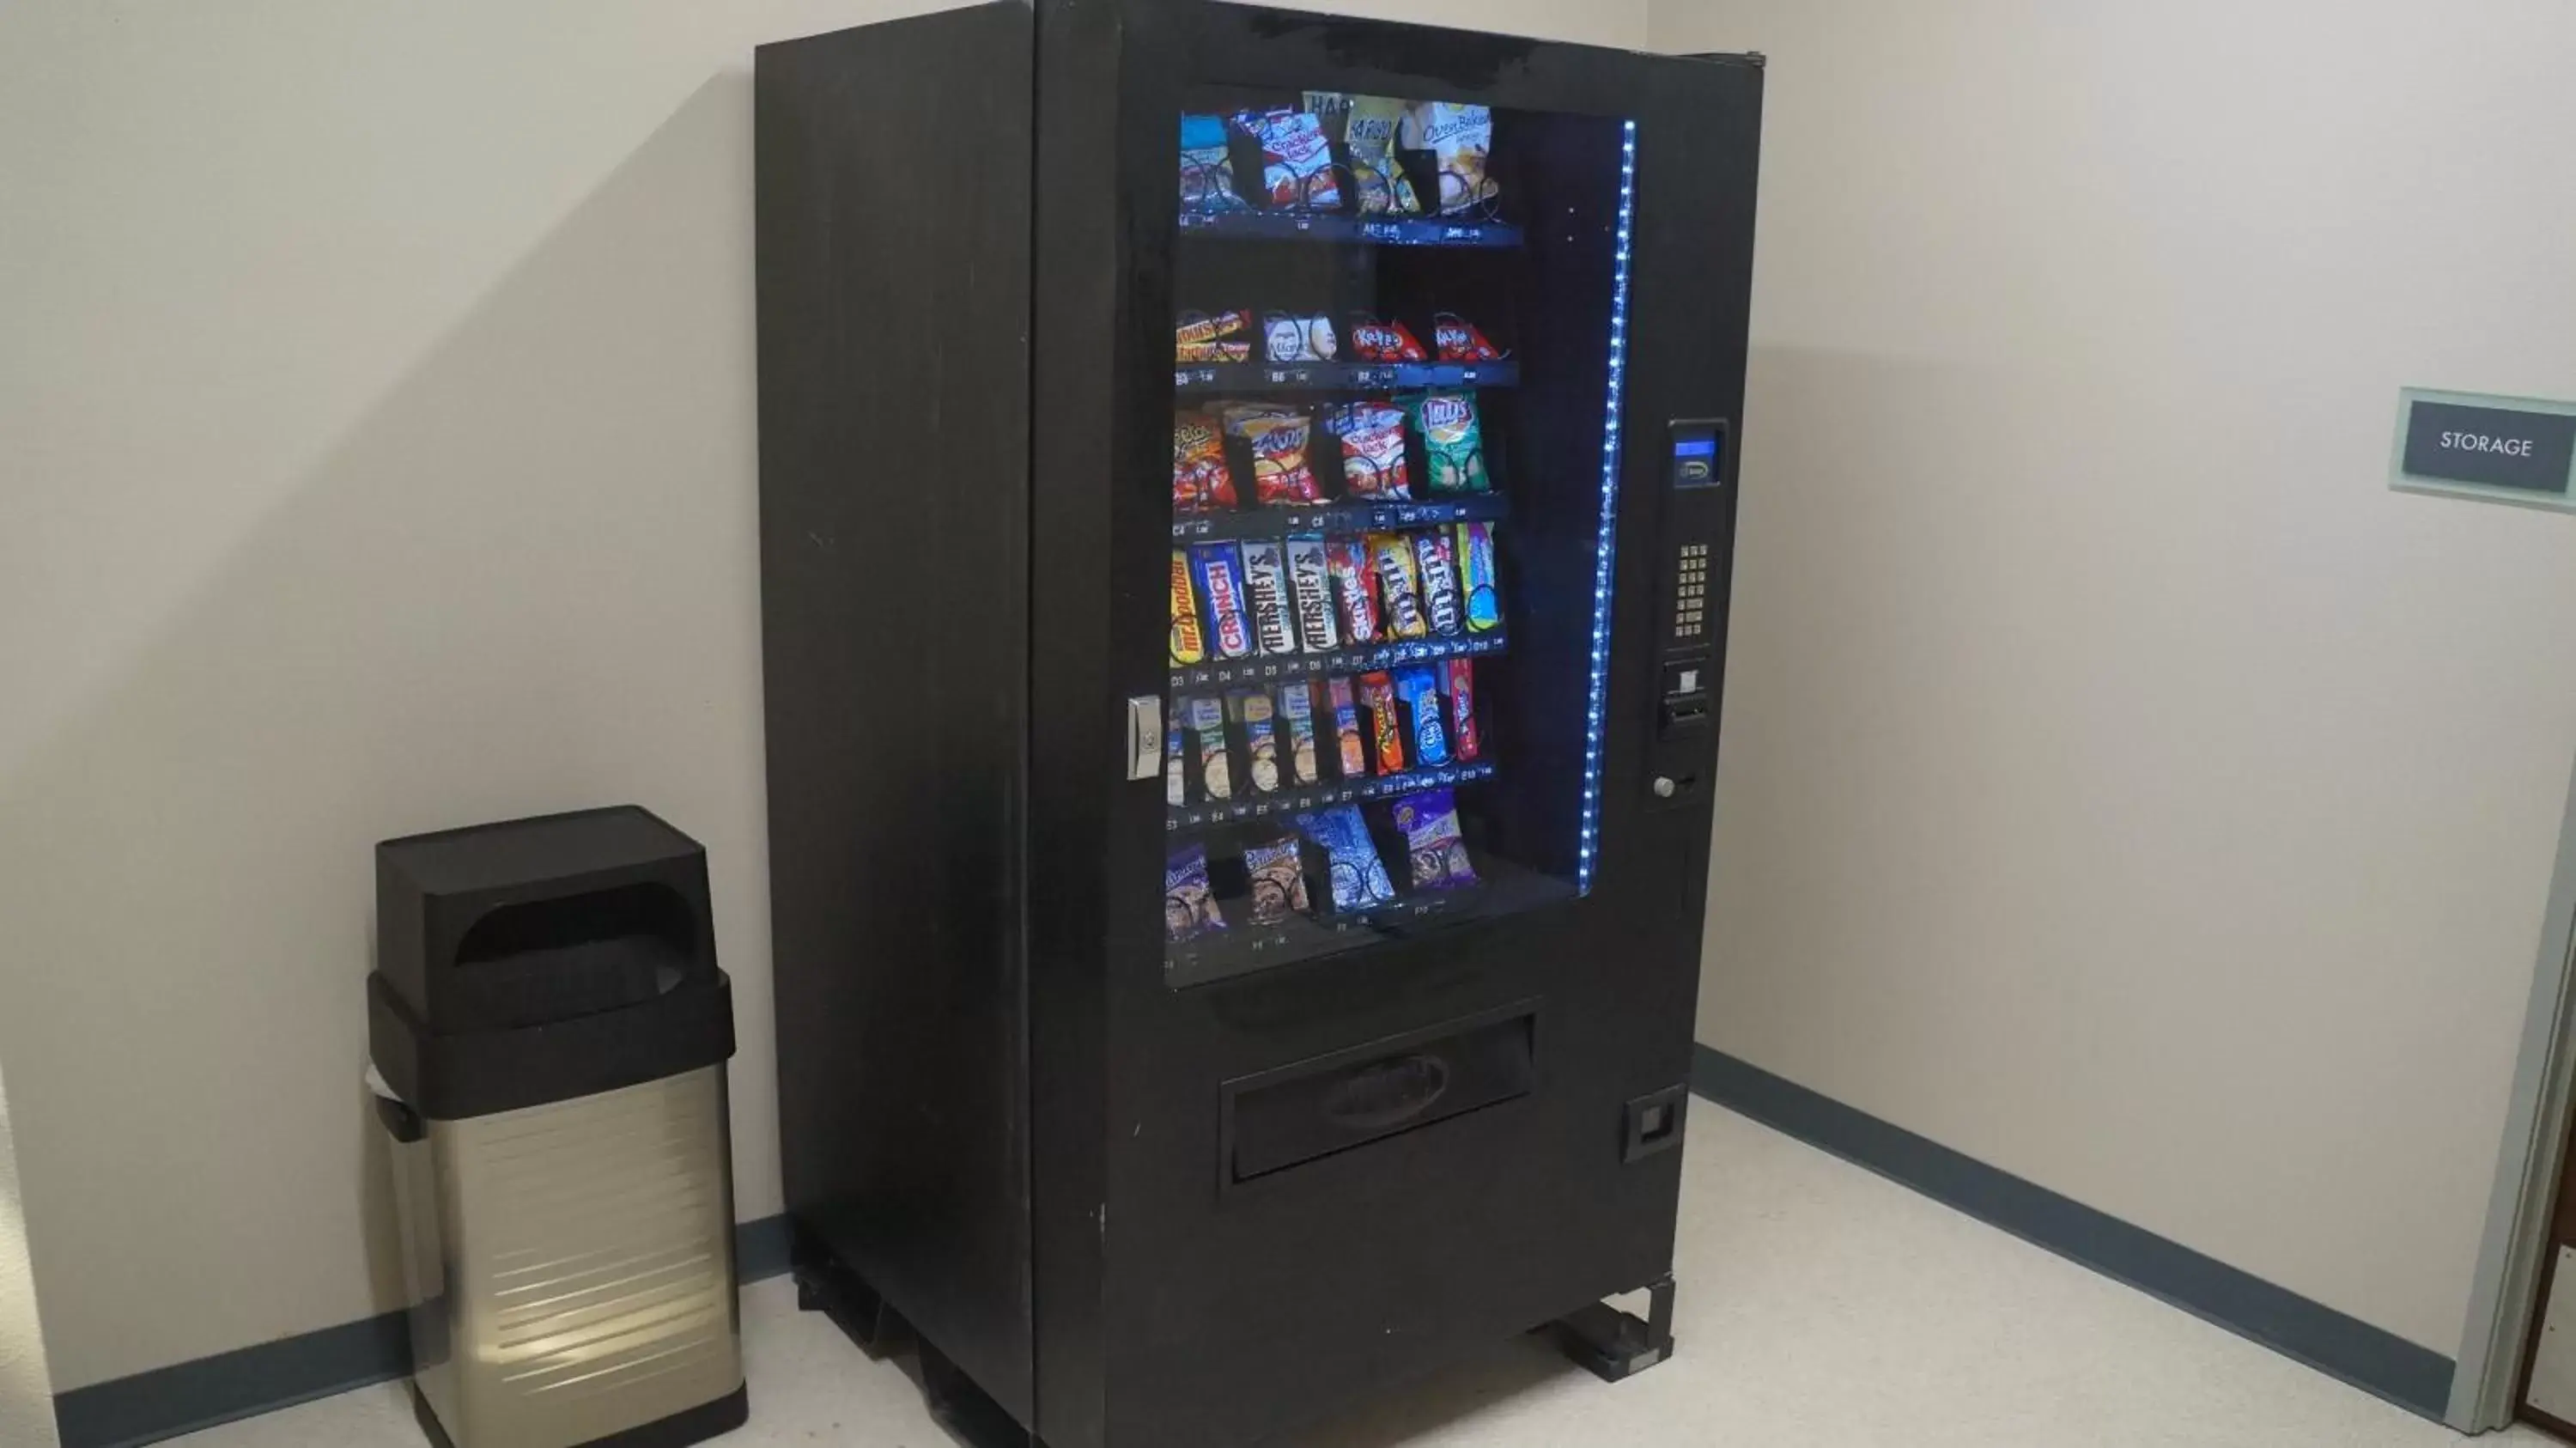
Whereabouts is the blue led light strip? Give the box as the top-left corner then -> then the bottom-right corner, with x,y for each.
1577,121 -> 1638,894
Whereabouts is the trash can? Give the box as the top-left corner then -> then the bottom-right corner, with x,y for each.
368,806 -> 747,1448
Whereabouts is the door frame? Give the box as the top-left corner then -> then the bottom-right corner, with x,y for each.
2452,752 -> 2576,1430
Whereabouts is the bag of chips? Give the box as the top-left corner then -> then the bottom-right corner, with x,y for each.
1174,411 -> 1238,512
1242,835 -> 1312,927
1262,313 -> 1338,363
1391,788 -> 1477,891
1296,802 -> 1397,911
1165,842 -> 1228,941
1180,115 -> 1249,212
1404,392 -> 1489,495
1176,310 -> 1254,363
1235,108 -> 1343,211
1346,314 -> 1430,363
1307,92 -> 1422,216
1222,405 -> 1325,507
1400,102 -> 1498,216
1322,401 -> 1413,500
1434,313 -> 1507,362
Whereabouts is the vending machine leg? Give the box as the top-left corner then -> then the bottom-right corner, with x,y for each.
1547,1274 -> 1677,1382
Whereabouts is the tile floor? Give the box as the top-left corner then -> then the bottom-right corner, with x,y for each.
171,1106 -> 2549,1447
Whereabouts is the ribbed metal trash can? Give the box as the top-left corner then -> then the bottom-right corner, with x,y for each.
368,806 -> 748,1448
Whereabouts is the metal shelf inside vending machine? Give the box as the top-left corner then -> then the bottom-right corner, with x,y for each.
1176,210 -> 1524,248
1171,493 -> 1507,544
1171,632 -> 1504,693
1167,760 -> 1496,832
1175,359 -> 1519,392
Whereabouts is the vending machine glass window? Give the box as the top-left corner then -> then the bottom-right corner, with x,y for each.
1163,93 -> 1636,986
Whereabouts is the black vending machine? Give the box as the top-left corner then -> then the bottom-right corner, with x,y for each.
754,4 -> 1759,1445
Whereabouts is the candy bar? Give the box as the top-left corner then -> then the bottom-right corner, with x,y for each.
1279,678 -> 1321,786
1173,411 -> 1238,512
1222,405 -> 1326,507
1186,694 -> 1232,801
1456,520 -> 1501,632
1179,115 -> 1249,213
1307,92 -> 1421,216
1393,663 -> 1452,769
1392,788 -> 1478,891
1285,535 -> 1338,655
1433,313 -> 1507,362
1358,670 -> 1407,775
1399,102 -> 1497,216
1295,802 -> 1397,912
1230,688 -> 1282,794
1176,309 -> 1254,363
1239,538 -> 1300,657
1413,529 -> 1463,637
1188,542 -> 1255,660
1170,549 -> 1206,666
1405,392 -> 1489,495
1242,835 -> 1312,927
1261,313 -> 1338,363
1165,842 -> 1228,942
1322,401 -> 1412,501
1327,676 -> 1370,780
1366,531 -> 1429,640
1445,657 -> 1481,763
1346,315 -> 1429,363
1234,108 -> 1342,211
1325,538 -> 1382,645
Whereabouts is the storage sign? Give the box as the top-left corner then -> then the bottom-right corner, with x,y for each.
2392,389 -> 2576,510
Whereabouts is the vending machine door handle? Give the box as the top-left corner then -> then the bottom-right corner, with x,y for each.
1126,696 -> 1162,782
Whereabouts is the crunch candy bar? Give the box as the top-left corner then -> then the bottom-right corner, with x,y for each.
1188,542 -> 1255,660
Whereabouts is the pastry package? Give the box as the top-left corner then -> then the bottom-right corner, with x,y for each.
1185,693 -> 1233,800
1295,802 -> 1397,911
1242,835 -> 1313,927
1230,688 -> 1283,794
1165,842 -> 1228,941
1326,675 -> 1370,780
1391,788 -> 1478,891
1279,678 -> 1322,786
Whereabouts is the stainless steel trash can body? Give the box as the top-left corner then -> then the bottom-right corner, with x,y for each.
372,806 -> 748,1448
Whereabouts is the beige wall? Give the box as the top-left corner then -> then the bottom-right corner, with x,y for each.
1660,0 -> 2576,1353
0,0 -> 1648,1396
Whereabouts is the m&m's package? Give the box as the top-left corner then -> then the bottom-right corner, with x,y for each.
1413,529 -> 1463,637
1366,532 -> 1429,640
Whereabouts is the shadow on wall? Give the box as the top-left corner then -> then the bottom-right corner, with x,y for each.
1,1060 -> 64,1448
0,70 -> 779,1389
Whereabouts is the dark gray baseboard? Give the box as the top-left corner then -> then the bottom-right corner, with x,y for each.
52,1214 -> 796,1448
1689,1045 -> 2455,1421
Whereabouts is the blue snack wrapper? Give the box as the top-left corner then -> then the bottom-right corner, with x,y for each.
1295,803 -> 1397,912
1165,842 -> 1228,941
